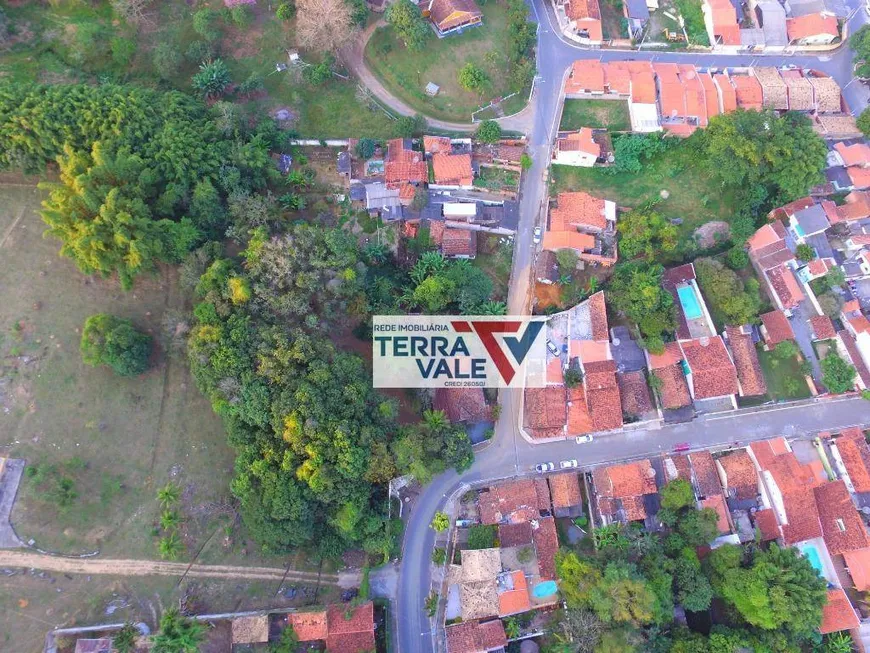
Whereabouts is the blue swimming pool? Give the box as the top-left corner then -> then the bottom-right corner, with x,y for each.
801,544 -> 824,577
677,285 -> 704,321
532,580 -> 558,598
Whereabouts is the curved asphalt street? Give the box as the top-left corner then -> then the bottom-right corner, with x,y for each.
395,2 -> 870,650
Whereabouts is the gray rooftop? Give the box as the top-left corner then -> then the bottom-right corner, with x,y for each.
794,204 -> 831,236
740,28 -> 766,47
754,1 -> 788,46
624,0 -> 650,19
365,182 -> 400,211
787,0 -> 847,16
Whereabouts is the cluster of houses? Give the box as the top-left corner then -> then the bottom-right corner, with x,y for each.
589,429 -> 870,642
552,0 -> 843,49
443,476 -> 578,652
562,61 -> 856,138
341,136 -> 523,259
51,601 -> 378,653
747,184 -> 870,390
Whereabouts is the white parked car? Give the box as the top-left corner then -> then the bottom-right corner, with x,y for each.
533,226 -> 543,244
535,462 -> 555,473
576,435 -> 593,444
546,339 -> 559,356
560,459 -> 579,469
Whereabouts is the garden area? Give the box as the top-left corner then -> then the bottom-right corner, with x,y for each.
757,344 -> 813,402
364,0 -> 535,122
559,99 -> 631,132
473,166 -> 521,193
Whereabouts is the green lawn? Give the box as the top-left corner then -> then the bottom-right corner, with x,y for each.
364,4 -> 526,123
560,99 -> 632,132
757,348 -> 812,401
473,166 -> 520,192
550,144 -> 737,238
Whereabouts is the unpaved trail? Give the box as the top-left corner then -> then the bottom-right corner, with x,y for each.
0,550 -> 347,585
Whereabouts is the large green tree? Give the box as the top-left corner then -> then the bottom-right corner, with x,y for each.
385,0 -> 429,51
821,351 -> 857,394
607,261 -> 676,351
80,313 -> 152,377
151,608 -> 205,653
694,257 -> 761,327
617,207 -> 679,261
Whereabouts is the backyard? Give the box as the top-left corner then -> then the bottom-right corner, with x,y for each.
364,4 -> 527,122
757,348 -> 813,401
560,99 -> 631,132
0,185 -> 325,571
472,234 -> 514,301
473,166 -> 521,192
550,143 -> 738,239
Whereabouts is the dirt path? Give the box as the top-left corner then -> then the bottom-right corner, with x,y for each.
0,550 -> 348,585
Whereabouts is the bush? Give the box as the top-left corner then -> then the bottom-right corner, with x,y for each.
152,42 -> 181,79
796,243 -> 816,262
467,524 -> 497,549
276,1 -> 296,19
192,59 -> 232,99
356,138 -> 378,159
859,108 -> 870,137
821,351 -> 856,394
230,4 -> 253,27
431,547 -> 447,564
185,39 -> 216,63
520,153 -> 533,170
476,120 -> 502,144
80,313 -> 152,377
725,246 -> 749,270
110,37 -> 137,68
193,7 -> 222,41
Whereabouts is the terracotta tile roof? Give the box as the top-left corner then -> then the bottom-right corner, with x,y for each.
621,494 -> 647,521
523,386 -> 567,438
726,326 -> 767,397
446,619 -> 507,653
749,437 -> 790,469
558,128 -> 601,157
652,363 -> 692,409
429,0 -> 482,32
494,144 -> 524,163
816,114 -> 861,138
655,63 -> 685,118
662,122 -> 698,137
732,75 -> 763,110
584,360 -> 623,431
701,494 -> 732,534
809,315 -> 837,341
549,473 -> 582,509
787,13 -> 838,43
618,370 -> 653,416
434,387 -> 490,423
809,75 -> 842,113
699,72 -> 721,122
777,196 -> 816,219
752,67 -> 788,110
567,385 -> 594,435
433,153 -> 473,186
754,508 -> 782,541
765,450 -> 822,494
478,479 -> 551,525
629,67 -> 657,104
836,429 -> 870,494
815,480 -> 870,555
424,136 -> 452,155
594,459 -> 657,500
571,339 -> 609,364
835,141 -> 870,167
648,341 -> 684,369
532,516 -> 559,580
806,257 -> 833,277
820,588 -> 860,635
498,570 -> 531,616
587,291 -> 609,341
761,310 -> 795,346
442,228 -> 477,257
844,299 -> 862,313
713,74 -> 737,111
566,0 -> 601,21
849,314 -> 870,334
781,487 -> 823,545
542,230 -> 595,253
534,477 -> 551,511
847,165 -> 870,189
385,139 -> 427,186
290,610 -> 329,641
718,450 -> 759,500
326,601 -> 375,653
550,192 -> 610,232
498,521 -> 533,547
680,336 -> 739,400
844,547 -> 870,591
664,454 -> 693,482
781,69 -> 814,111
706,0 -> 740,44
767,264 -> 805,310
397,182 -> 416,202
747,221 -> 795,271
679,65 -> 707,124
689,451 -> 722,497
567,60 -> 605,93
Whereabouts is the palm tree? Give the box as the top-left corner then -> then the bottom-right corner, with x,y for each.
156,482 -> 180,508
422,409 -> 448,431
113,622 -> 139,653
279,192 -> 305,211
160,510 -> 180,532
158,533 -> 183,560
476,300 -> 507,315
151,608 -> 205,653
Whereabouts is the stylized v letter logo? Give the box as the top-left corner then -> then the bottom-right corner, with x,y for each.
504,322 -> 545,366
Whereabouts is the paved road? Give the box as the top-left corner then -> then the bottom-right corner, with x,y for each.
395,1 -> 870,650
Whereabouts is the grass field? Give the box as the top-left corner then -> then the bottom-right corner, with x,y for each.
757,348 -> 812,401
550,144 -> 737,237
560,99 -> 631,132
0,185 -> 333,575
364,4 -> 525,122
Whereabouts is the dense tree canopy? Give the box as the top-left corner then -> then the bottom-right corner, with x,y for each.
821,351 -> 857,394
80,313 -> 152,376
617,207 -> 679,261
385,0 -> 430,51
694,257 -> 762,327
607,261 -> 676,351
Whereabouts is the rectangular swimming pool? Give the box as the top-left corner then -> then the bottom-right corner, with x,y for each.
677,285 -> 703,321
800,544 -> 825,577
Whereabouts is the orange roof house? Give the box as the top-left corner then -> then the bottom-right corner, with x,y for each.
542,231 -> 595,253
289,611 -> 329,641
478,478 -> 550,525
432,153 -> 474,187
835,142 -> 870,168
814,480 -> 870,556
564,0 -> 604,41
655,63 -> 686,118
679,336 -> 740,400
550,191 -> 613,233
809,315 -> 837,341
385,139 -> 427,187
584,359 -> 623,432
835,428 -> 870,494
648,342 -> 692,409
716,449 -> 759,500
533,516 -> 559,580
565,60 -> 606,94
725,325 -> 767,397
760,310 -> 796,347
592,459 -> 657,522
787,13 -> 839,44
767,264 -> 805,311
701,494 -> 733,534
428,0 -> 483,35
497,570 -> 531,616
747,221 -> 795,270
690,450 -> 723,498
524,386 -> 567,439
754,507 -> 782,541
548,473 -> 583,515
732,75 -> 764,110
553,129 -> 601,166
446,619 -> 507,653
699,72 -> 722,122
820,588 -> 860,635
325,602 -> 376,653
844,547 -> 870,591
703,0 -> 740,45
713,73 -> 738,111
